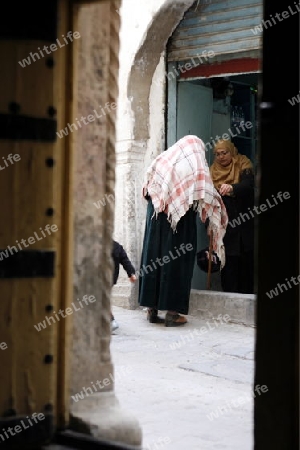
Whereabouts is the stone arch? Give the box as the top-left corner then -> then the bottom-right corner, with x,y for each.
113,1 -> 196,310
127,0 -> 195,141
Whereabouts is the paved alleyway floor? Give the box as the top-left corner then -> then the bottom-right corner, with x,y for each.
110,306 -> 257,450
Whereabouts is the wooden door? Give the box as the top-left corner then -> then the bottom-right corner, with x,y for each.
0,1 -> 75,446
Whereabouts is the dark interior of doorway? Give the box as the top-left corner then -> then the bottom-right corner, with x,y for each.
196,72 -> 259,169
191,72 -> 259,293
226,73 -> 258,168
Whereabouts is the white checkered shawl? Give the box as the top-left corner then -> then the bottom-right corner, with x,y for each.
142,135 -> 228,267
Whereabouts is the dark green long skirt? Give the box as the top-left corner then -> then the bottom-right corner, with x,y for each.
138,199 -> 197,315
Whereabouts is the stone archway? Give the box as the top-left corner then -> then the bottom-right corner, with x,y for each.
127,0 -> 195,140
113,0 -> 195,309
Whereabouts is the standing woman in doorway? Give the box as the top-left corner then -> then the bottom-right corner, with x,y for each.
210,139 -> 255,294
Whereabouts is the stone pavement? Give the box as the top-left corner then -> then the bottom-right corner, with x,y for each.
110,306 -> 257,450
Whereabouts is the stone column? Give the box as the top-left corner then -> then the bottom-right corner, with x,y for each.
113,140 -> 148,309
69,2 -> 142,446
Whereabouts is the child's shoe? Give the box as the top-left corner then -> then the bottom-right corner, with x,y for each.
111,318 -> 119,332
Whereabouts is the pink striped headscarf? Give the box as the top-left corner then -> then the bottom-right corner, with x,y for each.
142,135 -> 228,267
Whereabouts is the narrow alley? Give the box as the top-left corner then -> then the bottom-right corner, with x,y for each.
111,306 -> 257,450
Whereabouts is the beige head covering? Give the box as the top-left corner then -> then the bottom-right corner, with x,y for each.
210,139 -> 253,190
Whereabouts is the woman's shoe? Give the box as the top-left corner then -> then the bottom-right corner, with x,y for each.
165,313 -> 187,327
147,308 -> 165,324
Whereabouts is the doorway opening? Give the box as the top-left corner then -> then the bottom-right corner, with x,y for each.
170,71 -> 259,291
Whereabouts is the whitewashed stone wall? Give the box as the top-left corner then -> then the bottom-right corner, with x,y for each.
113,0 -> 194,308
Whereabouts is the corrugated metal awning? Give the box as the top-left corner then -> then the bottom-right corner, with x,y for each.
167,0 -> 263,63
